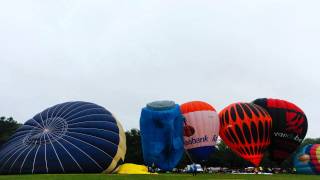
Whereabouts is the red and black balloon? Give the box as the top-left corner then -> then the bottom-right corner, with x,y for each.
252,98 -> 308,163
219,102 -> 272,167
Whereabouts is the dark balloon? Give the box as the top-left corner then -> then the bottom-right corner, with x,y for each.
0,101 -> 126,174
219,103 -> 272,167
253,98 -> 308,163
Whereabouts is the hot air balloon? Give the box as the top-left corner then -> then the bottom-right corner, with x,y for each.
219,102 -> 272,167
180,101 -> 219,162
140,100 -> 184,171
294,144 -> 320,174
0,101 -> 126,174
253,98 -> 308,163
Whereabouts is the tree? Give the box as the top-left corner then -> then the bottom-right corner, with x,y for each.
207,141 -> 250,168
177,140 -> 251,168
124,128 -> 143,164
300,138 -> 320,146
0,116 -> 21,147
122,128 -> 320,170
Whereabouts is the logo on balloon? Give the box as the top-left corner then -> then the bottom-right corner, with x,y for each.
184,124 -> 195,137
298,154 -> 310,163
184,135 -> 208,145
286,111 -> 306,136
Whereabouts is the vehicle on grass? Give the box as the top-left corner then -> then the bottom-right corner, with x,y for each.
185,164 -> 204,173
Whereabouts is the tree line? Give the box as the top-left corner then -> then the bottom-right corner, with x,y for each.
0,117 -> 21,147
125,129 -> 320,169
1,117 -> 319,169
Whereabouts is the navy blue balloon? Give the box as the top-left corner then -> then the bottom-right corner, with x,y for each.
0,101 -> 126,174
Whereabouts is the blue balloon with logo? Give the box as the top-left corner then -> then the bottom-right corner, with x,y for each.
140,100 -> 184,171
293,144 -> 320,174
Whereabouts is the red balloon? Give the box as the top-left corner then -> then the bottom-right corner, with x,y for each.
219,103 -> 272,167
253,98 -> 308,163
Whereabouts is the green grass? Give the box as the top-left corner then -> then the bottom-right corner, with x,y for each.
0,174 -> 319,180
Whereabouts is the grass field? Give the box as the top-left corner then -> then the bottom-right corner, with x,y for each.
0,173 -> 319,180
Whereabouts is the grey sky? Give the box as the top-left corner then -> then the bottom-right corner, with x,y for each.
0,1 -> 319,138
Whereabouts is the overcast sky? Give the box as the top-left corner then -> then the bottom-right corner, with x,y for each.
0,1 -> 319,138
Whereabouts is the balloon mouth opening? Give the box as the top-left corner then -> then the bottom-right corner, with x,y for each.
23,117 -> 68,145
246,155 -> 263,167
146,100 -> 175,111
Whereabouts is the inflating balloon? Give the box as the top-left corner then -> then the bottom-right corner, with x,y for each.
140,100 -> 184,171
294,144 -> 320,174
180,101 -> 219,162
0,101 -> 126,174
253,98 -> 308,163
219,102 -> 272,167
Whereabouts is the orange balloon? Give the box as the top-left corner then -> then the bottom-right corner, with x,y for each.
219,103 -> 272,167
180,101 -> 220,162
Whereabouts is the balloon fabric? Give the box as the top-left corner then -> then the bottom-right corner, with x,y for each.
294,144 -> 320,174
140,100 -> 184,171
180,101 -> 219,162
253,98 -> 308,163
219,102 -> 272,167
0,101 -> 126,174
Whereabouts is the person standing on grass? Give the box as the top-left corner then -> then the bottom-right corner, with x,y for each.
151,162 -> 156,173
192,163 -> 197,176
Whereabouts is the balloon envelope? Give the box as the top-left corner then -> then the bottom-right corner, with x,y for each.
117,163 -> 153,174
294,144 -> 320,174
0,101 -> 126,174
140,100 -> 184,171
180,101 -> 219,162
253,98 -> 308,163
219,102 -> 272,167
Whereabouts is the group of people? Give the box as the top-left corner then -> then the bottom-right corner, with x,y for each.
148,162 -> 198,176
